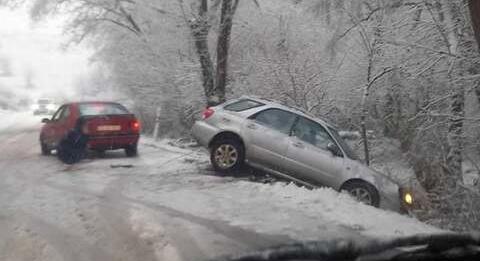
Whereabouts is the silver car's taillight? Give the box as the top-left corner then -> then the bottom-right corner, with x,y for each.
202,107 -> 215,119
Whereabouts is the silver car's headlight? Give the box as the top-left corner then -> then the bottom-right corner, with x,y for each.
399,187 -> 414,206
404,192 -> 413,205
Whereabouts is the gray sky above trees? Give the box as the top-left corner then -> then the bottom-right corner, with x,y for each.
0,6 -> 91,99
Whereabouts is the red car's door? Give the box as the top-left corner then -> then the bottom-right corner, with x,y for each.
43,105 -> 76,148
51,105 -> 75,146
42,106 -> 65,147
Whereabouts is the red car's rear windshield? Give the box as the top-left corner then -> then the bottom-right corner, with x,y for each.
79,103 -> 130,116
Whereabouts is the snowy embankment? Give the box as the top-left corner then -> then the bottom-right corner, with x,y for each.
0,109 -> 41,133
125,138 -> 442,242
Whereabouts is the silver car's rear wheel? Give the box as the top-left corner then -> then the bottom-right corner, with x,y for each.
214,144 -> 238,169
210,139 -> 244,173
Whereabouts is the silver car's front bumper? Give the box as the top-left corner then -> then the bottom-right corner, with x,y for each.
379,191 -> 403,212
191,120 -> 220,147
380,187 -> 415,214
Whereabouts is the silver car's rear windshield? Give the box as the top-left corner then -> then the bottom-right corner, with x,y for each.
224,99 -> 265,112
79,103 -> 129,116
328,127 -> 359,160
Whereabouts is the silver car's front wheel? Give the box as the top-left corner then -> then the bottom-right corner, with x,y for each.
210,139 -> 244,173
349,187 -> 373,205
341,180 -> 380,207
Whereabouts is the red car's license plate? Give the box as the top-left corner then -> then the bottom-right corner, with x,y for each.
97,125 -> 121,131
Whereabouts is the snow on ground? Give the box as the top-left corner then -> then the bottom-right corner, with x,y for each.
0,109 -> 42,133
0,112 -> 442,261
126,138 -> 441,241
129,206 -> 183,261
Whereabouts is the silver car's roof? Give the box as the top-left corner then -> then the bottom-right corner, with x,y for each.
237,95 -> 336,129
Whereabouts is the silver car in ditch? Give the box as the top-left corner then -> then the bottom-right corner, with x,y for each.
192,97 -> 413,212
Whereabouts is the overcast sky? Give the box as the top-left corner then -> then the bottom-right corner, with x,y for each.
0,6 -> 92,99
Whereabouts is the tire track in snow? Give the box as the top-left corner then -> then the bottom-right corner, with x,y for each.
101,169 -> 293,260
0,120 -> 361,261
0,212 -> 113,261
0,126 -> 152,261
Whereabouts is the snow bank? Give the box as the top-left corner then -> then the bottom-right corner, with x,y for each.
124,140 -> 441,242
236,182 -> 440,238
34,136 -> 440,247
128,175 -> 440,241
0,110 -> 41,133
129,206 -> 183,261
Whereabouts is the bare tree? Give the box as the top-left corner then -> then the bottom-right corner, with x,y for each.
467,0 -> 480,104
469,0 -> 480,50
187,0 -> 217,106
331,1 -> 393,165
185,0 -> 254,106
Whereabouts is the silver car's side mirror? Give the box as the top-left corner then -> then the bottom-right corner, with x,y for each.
327,142 -> 343,157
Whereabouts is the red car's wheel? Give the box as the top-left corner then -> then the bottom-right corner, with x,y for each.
40,139 -> 51,156
125,144 -> 138,157
95,150 -> 106,158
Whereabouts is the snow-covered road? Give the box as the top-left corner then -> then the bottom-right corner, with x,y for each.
0,112 -> 440,261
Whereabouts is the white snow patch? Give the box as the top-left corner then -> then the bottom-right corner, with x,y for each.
123,141 -> 441,241
0,110 -> 41,133
3,225 -> 63,261
129,206 -> 183,261
252,182 -> 440,238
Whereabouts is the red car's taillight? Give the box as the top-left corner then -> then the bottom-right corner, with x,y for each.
131,120 -> 141,133
202,107 -> 214,120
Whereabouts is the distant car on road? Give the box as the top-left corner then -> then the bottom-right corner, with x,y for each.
40,101 -> 141,158
192,96 -> 413,212
32,98 -> 57,115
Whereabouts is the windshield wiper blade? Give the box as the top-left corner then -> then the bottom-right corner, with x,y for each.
372,244 -> 480,261
218,233 -> 480,261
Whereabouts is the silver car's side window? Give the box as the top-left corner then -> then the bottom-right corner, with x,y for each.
251,109 -> 296,135
292,117 -> 335,150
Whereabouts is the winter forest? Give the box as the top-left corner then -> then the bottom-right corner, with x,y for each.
2,0 -> 480,231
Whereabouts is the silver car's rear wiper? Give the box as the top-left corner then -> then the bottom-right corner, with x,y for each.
218,233 -> 480,261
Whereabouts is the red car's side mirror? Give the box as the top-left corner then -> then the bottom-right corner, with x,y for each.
41,118 -> 50,123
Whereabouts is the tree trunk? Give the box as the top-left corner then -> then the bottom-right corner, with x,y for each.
360,58 -> 373,166
189,0 -> 239,107
467,0 -> 480,105
468,0 -> 480,50
214,0 -> 237,106
445,86 -> 465,186
190,0 -> 216,106
443,0 -> 468,185
191,22 -> 216,106
360,9 -> 384,166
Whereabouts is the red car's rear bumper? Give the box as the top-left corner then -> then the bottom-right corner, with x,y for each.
87,134 -> 139,150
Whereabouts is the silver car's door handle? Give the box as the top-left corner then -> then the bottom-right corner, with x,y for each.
222,117 -> 231,123
247,123 -> 257,130
292,141 -> 305,148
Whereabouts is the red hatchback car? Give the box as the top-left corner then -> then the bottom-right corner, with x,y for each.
40,102 -> 140,157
